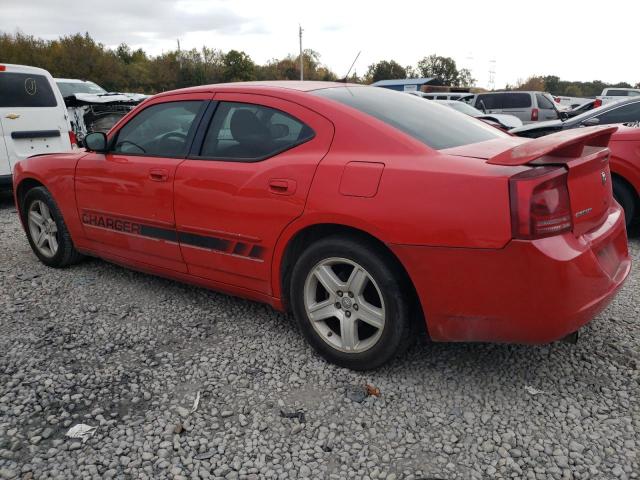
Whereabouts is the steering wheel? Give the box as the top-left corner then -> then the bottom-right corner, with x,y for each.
159,132 -> 188,142
116,140 -> 146,154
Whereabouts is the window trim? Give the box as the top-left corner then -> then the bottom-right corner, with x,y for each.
107,99 -> 209,159
187,100 -> 316,163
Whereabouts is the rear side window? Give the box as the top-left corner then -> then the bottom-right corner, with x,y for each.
199,102 -> 314,161
0,72 -> 57,108
112,101 -> 203,157
313,86 -> 505,150
502,93 -> 532,108
475,94 -> 502,109
536,94 -> 555,109
594,101 -> 640,124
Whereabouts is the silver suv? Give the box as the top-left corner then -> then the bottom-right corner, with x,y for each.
473,91 -> 560,124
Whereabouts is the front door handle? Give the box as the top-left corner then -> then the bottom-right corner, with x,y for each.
269,179 -> 296,195
149,169 -> 169,182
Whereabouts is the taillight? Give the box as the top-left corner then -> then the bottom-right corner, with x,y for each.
0,65 -> 5,71
68,130 -> 77,147
531,108 -> 539,121
509,167 -> 573,240
594,99 -> 602,108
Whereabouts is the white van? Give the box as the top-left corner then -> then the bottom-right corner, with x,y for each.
0,64 -> 74,190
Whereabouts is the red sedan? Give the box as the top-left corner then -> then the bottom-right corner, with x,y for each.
13,82 -> 631,370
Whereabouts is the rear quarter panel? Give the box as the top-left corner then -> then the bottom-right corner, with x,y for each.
609,138 -> 640,196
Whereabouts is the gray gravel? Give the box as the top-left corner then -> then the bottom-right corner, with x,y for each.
0,190 -> 638,480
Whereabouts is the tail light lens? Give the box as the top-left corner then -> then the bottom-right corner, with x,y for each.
509,167 -> 573,239
68,130 -> 77,147
0,65 -> 5,72
531,108 -> 539,121
594,99 -> 602,108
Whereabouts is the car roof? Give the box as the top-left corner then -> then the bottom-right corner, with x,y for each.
155,81 -> 362,98
0,63 -> 52,76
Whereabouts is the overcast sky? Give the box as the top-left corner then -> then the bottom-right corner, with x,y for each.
2,0 -> 639,89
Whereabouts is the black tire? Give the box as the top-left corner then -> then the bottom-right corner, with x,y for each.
22,187 -> 84,268
289,235 -> 414,370
613,177 -> 637,229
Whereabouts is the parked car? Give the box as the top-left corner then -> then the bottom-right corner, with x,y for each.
605,124 -> 640,228
0,64 -> 75,190
422,92 -> 475,102
473,91 -> 560,124
510,97 -> 640,138
595,87 -> 640,107
55,78 -> 148,145
13,82 -> 630,369
511,98 -> 640,227
435,99 -> 523,130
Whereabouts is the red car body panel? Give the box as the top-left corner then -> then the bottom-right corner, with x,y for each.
608,126 -> 640,209
12,82 -> 632,344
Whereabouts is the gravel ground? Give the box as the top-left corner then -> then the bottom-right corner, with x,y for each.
0,190 -> 638,480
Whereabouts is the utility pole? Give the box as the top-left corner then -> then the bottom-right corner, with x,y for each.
299,25 -> 304,81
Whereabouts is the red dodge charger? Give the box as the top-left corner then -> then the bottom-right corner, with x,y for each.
13,82 -> 631,369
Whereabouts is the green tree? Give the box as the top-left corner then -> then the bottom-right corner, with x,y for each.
417,55 -> 459,85
364,60 -> 406,84
222,50 -> 255,82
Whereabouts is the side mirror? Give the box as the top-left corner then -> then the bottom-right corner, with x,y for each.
84,132 -> 108,152
581,117 -> 600,127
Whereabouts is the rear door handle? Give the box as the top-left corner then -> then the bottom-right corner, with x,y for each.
269,179 -> 296,195
149,169 -> 169,182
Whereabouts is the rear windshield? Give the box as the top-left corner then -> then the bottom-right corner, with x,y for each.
313,86 -> 505,150
57,81 -> 107,97
0,72 -> 57,108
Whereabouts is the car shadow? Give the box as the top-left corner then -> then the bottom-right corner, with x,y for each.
0,190 -> 15,210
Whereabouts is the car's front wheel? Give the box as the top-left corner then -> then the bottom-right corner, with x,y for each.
290,236 -> 413,370
22,186 -> 83,267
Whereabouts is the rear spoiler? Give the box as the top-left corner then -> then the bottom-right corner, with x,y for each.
488,126 -> 618,166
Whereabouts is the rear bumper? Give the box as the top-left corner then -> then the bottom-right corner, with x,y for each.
391,206 -> 631,344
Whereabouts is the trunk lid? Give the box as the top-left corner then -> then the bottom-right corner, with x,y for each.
488,126 -> 617,236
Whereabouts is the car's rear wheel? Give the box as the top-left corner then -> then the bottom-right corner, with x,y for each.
290,236 -> 413,370
23,187 -> 83,267
612,177 -> 637,229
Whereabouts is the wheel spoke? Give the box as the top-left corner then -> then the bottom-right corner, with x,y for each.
35,229 -> 47,247
39,202 -> 52,220
314,265 -> 344,294
340,316 -> 359,350
29,211 -> 45,228
307,299 -> 337,321
48,233 -> 58,253
347,267 -> 368,296
357,301 -> 385,329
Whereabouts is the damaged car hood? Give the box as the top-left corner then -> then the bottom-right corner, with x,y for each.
64,92 -> 149,105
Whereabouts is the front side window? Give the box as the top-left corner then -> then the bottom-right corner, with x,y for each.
199,102 -> 314,160
112,101 -> 203,157
594,102 -> 640,124
313,86 -> 505,150
0,73 -> 57,108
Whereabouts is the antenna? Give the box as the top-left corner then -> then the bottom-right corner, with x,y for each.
344,51 -> 361,81
299,25 -> 304,81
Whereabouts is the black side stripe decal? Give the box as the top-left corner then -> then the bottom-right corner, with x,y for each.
81,212 -> 264,260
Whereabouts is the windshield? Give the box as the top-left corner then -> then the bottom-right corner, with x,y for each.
446,102 -> 482,116
313,86 -> 506,150
57,81 -> 107,97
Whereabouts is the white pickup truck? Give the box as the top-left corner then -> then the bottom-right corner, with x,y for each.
595,87 -> 640,107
